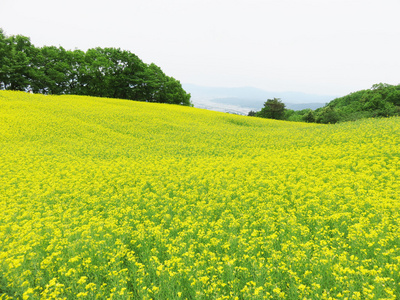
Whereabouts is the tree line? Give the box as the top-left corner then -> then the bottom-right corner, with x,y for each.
249,83 -> 400,123
0,29 -> 191,106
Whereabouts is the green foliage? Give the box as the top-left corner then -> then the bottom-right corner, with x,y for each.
0,33 -> 36,91
315,106 -> 340,124
256,98 -> 286,120
320,83 -> 400,122
0,29 -> 191,106
0,29 -> 8,90
302,109 -> 315,123
250,83 -> 400,124
285,109 -> 309,122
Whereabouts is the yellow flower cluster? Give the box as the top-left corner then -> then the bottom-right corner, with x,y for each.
0,91 -> 399,299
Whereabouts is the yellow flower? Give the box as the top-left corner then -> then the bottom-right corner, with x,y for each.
1,91 -> 400,300
22,288 -> 34,300
77,276 -> 88,285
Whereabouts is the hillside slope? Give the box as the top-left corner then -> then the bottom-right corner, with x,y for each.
1,91 -> 399,299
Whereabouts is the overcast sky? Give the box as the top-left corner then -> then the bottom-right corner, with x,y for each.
2,0 -> 400,96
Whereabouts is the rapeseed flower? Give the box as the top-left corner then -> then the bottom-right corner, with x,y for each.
0,91 -> 399,299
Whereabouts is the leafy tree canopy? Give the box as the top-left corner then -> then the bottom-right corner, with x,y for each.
0,29 -> 191,106
256,98 -> 286,120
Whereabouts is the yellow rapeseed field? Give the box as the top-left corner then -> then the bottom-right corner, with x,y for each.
0,90 -> 399,299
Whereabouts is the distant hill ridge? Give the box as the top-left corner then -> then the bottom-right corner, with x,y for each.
184,83 -> 400,123
183,83 -> 337,114
211,97 -> 326,111
251,83 -> 400,123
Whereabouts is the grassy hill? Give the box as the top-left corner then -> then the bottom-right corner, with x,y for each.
284,83 -> 400,124
1,91 -> 399,299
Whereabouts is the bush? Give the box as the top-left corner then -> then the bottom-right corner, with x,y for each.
315,106 -> 340,124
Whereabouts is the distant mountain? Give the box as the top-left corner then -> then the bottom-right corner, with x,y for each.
285,102 -> 327,111
212,97 -> 326,111
183,84 -> 337,114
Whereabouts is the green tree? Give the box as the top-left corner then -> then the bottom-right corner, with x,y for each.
31,46 -> 71,94
315,106 -> 339,124
0,28 -> 192,106
0,29 -> 8,89
257,98 -> 286,120
141,63 -> 191,105
164,76 -> 191,106
141,63 -> 167,103
66,49 -> 86,95
2,34 -> 35,90
302,109 -> 315,123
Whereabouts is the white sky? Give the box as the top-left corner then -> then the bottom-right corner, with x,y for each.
2,0 -> 400,96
